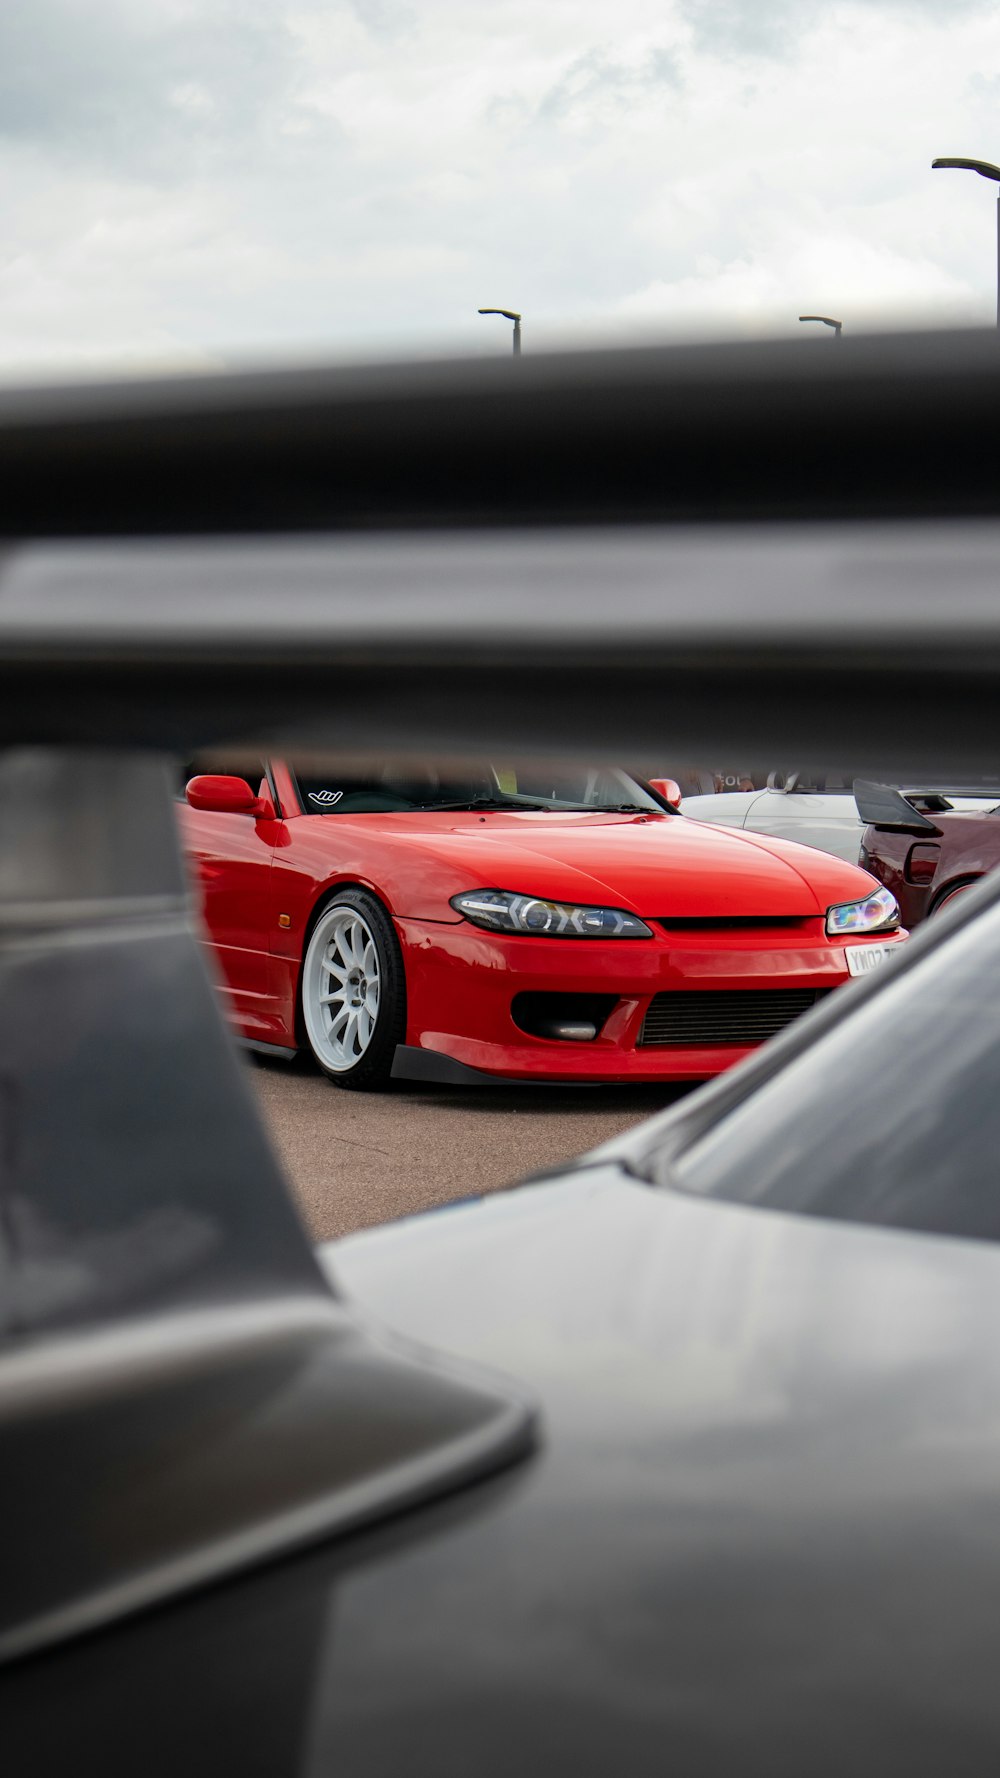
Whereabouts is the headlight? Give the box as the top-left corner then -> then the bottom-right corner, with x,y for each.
451,889 -> 652,938
826,886 -> 899,938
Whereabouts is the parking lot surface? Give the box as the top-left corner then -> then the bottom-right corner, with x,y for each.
248,1052 -> 694,1240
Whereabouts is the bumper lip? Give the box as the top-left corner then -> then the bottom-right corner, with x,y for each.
393,1036 -> 759,1085
391,1045 -> 546,1087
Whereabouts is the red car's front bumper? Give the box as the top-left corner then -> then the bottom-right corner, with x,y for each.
395,917 -> 907,1083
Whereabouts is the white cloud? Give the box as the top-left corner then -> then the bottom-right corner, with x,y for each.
0,0 -> 998,376
616,237 -> 976,340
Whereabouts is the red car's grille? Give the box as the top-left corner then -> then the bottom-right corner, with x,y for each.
639,988 -> 829,1047
657,916 -> 811,932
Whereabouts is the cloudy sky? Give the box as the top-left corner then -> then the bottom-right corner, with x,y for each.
1,0 -> 999,377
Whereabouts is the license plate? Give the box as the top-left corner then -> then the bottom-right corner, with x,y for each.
845,942 -> 899,977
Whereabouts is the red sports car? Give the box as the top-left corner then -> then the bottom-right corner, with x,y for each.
179,757 -> 906,1089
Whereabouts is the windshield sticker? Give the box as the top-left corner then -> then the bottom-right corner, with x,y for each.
308,789 -> 343,808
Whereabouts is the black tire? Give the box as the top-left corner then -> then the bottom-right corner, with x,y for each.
930,879 -> 979,918
299,888 -> 406,1090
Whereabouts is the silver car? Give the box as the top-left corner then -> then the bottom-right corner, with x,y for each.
682,771 -> 999,864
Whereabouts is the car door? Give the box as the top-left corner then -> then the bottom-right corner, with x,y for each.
176,758 -> 280,1036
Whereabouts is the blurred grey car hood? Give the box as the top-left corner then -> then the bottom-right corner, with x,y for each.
317,1163 -> 1000,1775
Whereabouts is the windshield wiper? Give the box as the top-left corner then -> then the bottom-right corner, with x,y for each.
418,797 -> 658,814
417,796 -> 551,812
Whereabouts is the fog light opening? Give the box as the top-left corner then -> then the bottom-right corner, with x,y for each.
511,992 -> 618,1043
536,1019 -> 598,1042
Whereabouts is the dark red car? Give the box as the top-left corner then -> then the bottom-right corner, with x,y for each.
858,779 -> 1000,927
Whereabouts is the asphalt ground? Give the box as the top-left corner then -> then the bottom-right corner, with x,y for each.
248,1051 -> 695,1241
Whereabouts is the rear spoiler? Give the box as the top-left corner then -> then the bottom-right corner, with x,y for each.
855,778 -> 1000,832
854,779 -> 943,833
0,756 -> 536,1668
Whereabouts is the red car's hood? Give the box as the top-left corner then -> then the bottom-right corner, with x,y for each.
314,810 -> 878,918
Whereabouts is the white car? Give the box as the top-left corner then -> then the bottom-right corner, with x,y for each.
681,772 -> 1000,864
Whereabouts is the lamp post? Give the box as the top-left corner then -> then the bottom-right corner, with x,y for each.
478,308 -> 522,356
799,314 -> 843,337
931,157 -> 1000,328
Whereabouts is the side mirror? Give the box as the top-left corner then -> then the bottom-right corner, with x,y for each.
186,774 -> 268,817
853,779 -> 941,835
649,777 -> 682,809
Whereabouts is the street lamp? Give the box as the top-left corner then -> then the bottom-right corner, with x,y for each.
478,308 -> 522,356
931,157 -> 1000,328
799,315 -> 843,337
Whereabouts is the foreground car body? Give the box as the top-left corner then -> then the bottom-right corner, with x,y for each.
11,867 -> 1000,1777
10,329 -> 1000,1773
180,756 -> 903,1085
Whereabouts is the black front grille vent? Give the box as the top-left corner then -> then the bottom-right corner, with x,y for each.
639,988 -> 828,1047
658,916 -> 811,932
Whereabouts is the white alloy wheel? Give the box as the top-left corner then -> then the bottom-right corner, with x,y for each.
303,903 -> 383,1073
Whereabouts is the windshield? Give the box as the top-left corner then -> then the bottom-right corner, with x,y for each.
658,891 -> 1000,1245
292,761 -> 663,816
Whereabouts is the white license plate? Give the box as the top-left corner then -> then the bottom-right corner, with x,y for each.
845,942 -> 899,977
